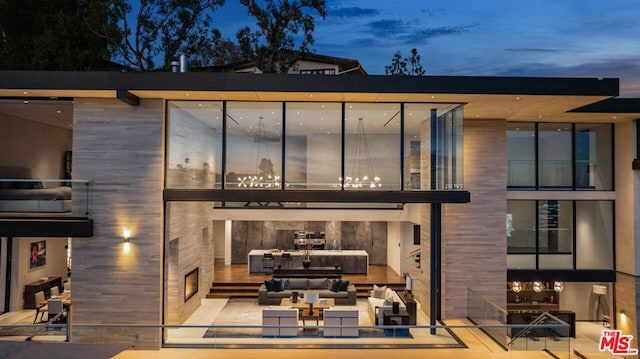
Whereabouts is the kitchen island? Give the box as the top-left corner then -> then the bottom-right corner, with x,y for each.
248,249 -> 368,274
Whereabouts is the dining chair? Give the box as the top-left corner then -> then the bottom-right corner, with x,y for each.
33,291 -> 48,323
47,299 -> 65,324
50,286 -> 60,297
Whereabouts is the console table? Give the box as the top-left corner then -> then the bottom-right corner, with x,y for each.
273,266 -> 342,278
397,291 -> 417,325
23,276 -> 62,309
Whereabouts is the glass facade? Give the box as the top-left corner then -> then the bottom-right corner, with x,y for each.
507,122 -> 613,190
285,102 -> 342,189
166,100 -> 464,193
507,123 -> 535,188
507,200 -> 614,270
344,103 -> 401,190
166,101 -> 223,189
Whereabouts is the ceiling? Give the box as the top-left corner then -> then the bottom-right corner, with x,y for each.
0,89 -> 638,130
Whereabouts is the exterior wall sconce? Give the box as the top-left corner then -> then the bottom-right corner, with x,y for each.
532,281 -> 544,292
553,281 -> 564,292
123,228 -> 132,254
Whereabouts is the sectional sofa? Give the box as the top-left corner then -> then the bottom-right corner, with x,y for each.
258,277 -> 357,305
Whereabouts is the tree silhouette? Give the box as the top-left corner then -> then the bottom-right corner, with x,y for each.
385,48 -> 425,76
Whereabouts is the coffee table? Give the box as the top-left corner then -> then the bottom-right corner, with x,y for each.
280,297 -> 335,310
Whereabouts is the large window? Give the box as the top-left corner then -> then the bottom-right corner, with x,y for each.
507,123 -> 535,188
166,101 -> 223,189
165,100 -> 465,193
507,200 -> 614,270
226,102 -> 283,189
538,123 -> 572,188
507,122 -> 613,190
344,103 -> 401,190
285,102 -> 341,189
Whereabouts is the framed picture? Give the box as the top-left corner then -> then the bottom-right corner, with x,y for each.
184,267 -> 199,302
30,240 -> 46,269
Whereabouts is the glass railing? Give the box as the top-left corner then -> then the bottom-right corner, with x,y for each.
467,288 -> 570,356
0,179 -> 90,218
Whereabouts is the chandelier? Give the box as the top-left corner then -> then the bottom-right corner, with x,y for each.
339,117 -> 382,189
237,116 -> 281,188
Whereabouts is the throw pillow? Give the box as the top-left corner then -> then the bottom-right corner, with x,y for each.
330,279 -> 341,292
338,279 -> 350,291
385,288 -> 395,303
372,284 -> 387,299
264,279 -> 275,292
309,278 -> 329,290
272,279 -> 284,292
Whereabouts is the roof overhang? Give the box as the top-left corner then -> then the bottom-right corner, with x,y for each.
1,71 -> 638,122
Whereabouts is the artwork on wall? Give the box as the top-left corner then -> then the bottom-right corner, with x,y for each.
30,240 -> 46,269
184,267 -> 199,302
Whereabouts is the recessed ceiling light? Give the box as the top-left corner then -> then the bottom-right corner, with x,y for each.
23,100 -> 29,104
23,91 -> 28,95
515,97 -> 521,100
299,122 -> 303,125
538,115 -> 543,118
185,93 -> 190,96
56,110 -> 62,114
612,116 -> 617,119
431,96 -> 436,99
198,103 -> 202,107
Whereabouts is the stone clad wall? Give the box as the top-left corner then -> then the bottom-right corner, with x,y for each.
442,119 -> 507,318
72,98 -> 163,348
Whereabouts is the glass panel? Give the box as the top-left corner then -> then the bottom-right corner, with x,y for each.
507,200 -> 536,253
344,103 -> 400,190
538,123 -> 572,188
507,254 -> 536,269
539,254 -> 573,269
576,201 -> 614,269
166,101 -> 223,189
575,124 -> 613,190
507,122 -> 535,188
285,103 -> 341,189
226,102 -> 282,189
433,106 -> 464,190
403,104 -> 430,190
538,200 -> 572,255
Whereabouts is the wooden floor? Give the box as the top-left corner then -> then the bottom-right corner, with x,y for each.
210,259 -> 406,298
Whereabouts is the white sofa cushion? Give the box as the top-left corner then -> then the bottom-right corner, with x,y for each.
367,288 -> 406,325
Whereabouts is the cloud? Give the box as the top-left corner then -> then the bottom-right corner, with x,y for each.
398,24 -> 477,45
328,7 -> 379,18
505,48 -> 565,54
495,57 -> 640,97
368,19 -> 409,36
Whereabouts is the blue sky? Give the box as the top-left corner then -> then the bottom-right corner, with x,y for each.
210,0 -> 640,97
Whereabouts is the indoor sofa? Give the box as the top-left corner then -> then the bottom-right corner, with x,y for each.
258,277 -> 357,305
367,285 -> 406,325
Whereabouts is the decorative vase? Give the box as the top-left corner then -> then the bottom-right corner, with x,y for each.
302,260 -> 311,268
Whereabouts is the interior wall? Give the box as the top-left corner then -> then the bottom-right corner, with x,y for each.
230,220 -> 388,265
559,282 -> 613,321
401,223 -> 419,275
0,113 -> 71,179
10,237 -> 68,311
165,202 -> 215,325
386,222 -> 401,276
213,220 -> 225,260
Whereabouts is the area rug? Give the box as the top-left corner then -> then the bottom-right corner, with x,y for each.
202,297 -> 412,339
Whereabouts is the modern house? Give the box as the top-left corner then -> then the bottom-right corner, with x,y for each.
1,63 -> 639,352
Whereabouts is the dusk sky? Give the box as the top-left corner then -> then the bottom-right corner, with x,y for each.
210,0 -> 640,97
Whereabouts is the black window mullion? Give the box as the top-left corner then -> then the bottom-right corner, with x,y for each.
221,101 -> 227,190
535,200 -> 540,270
281,102 -> 286,191
341,102 -> 346,190
400,104 -> 405,191
572,201 -> 577,269
571,123 -> 576,190
534,122 -> 539,190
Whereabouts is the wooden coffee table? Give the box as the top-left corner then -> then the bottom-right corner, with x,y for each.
280,297 -> 335,310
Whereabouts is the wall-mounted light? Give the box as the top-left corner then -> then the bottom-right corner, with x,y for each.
533,281 -> 544,292
512,281 -> 522,293
553,281 -> 564,293
620,310 -> 627,324
123,228 -> 132,254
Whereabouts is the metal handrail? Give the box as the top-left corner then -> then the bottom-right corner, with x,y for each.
507,311 -> 569,345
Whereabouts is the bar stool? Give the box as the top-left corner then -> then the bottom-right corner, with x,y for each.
280,252 -> 292,268
263,253 -> 275,274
